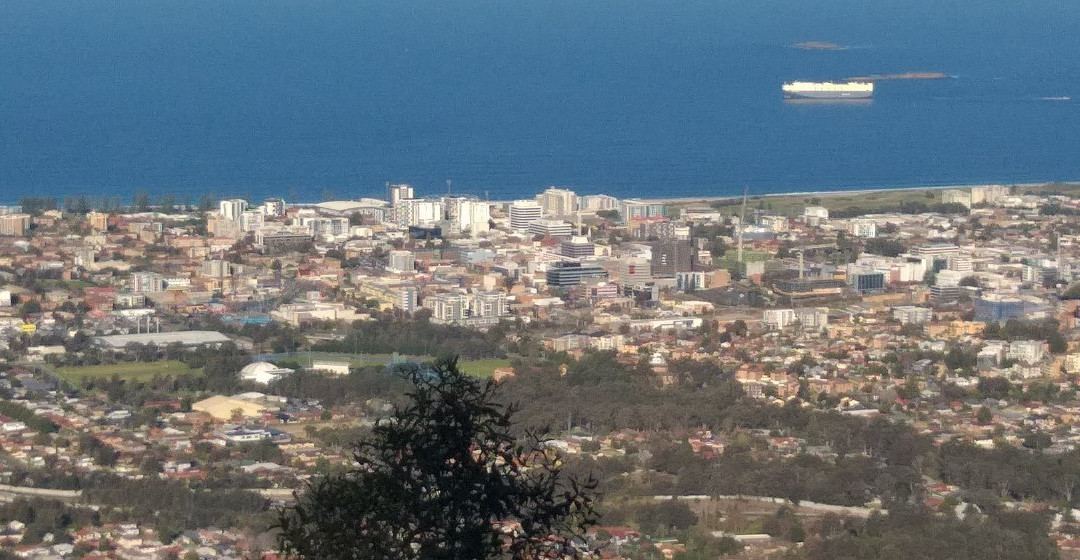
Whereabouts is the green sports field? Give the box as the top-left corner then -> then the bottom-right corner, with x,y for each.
55,360 -> 202,384
457,359 -> 513,379
260,352 -> 511,379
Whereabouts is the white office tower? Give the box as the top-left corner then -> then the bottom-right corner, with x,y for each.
936,269 -> 965,287
618,257 -> 652,288
527,219 -> 574,238
387,250 -> 416,273
536,187 -> 578,217
509,200 -> 543,232
389,184 -> 415,206
949,253 -> 973,272
219,199 -> 249,221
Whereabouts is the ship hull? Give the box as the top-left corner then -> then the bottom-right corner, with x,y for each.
783,90 -> 873,100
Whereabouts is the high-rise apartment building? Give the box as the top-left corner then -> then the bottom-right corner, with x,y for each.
536,187 -> 578,217
619,199 -> 666,221
219,199 -> 248,221
579,194 -> 619,213
387,250 -> 416,273
424,291 -> 508,326
445,198 -> 491,236
391,198 -> 442,227
131,272 -> 167,294
389,184 -> 415,206
0,214 -> 31,236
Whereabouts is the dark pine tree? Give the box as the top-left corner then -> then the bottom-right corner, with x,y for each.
277,357 -> 598,559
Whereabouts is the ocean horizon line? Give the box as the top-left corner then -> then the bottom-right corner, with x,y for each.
2,178 -> 1077,208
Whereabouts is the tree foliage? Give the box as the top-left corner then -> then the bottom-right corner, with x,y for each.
982,319 -> 1067,353
82,476 -> 269,531
802,505 -> 1057,560
0,400 -> 58,433
278,358 -> 598,559
315,314 -> 508,359
18,197 -> 58,215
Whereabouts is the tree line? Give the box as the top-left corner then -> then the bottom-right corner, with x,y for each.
0,400 -> 59,433
315,312 -> 511,359
18,193 -> 221,216
83,476 -> 271,539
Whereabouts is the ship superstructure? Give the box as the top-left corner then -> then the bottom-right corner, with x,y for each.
782,81 -> 874,99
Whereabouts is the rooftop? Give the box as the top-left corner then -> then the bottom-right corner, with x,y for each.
94,330 -> 232,349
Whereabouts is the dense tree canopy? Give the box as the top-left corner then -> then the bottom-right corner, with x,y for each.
802,505 -> 1058,560
278,358 -> 598,559
315,314 -> 509,359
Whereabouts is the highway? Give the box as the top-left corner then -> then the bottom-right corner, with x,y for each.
0,484 -> 297,503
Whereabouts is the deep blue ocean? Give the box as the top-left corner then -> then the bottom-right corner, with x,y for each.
1,0 -> 1078,204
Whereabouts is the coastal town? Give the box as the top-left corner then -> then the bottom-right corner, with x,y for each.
3,182 -> 1080,559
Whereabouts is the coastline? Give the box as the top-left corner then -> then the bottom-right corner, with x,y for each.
5,180 -> 1079,209
475,180 -> 1079,207
635,181 -> 1080,206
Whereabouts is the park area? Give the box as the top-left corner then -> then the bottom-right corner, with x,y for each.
258,351 -> 512,379
53,355 -> 511,385
54,361 -> 202,384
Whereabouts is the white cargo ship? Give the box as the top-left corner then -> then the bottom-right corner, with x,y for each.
782,81 -> 874,99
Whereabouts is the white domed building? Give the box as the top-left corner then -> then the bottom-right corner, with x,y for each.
240,362 -> 295,385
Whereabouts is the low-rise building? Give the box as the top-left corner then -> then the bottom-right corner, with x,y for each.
893,305 -> 933,325
271,302 -> 364,326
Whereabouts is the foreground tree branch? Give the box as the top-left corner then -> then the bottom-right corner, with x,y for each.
278,357 -> 598,560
